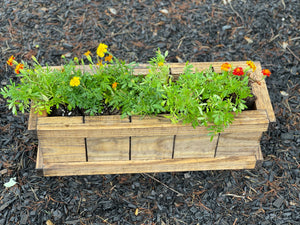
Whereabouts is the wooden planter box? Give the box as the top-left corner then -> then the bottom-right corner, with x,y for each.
28,61 -> 275,176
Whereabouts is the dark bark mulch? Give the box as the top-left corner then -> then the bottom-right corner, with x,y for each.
0,1 -> 299,224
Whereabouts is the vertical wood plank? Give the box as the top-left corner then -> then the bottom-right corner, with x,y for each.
131,136 -> 174,160
174,135 -> 217,158
87,137 -> 130,161
216,132 -> 262,158
39,137 -> 86,163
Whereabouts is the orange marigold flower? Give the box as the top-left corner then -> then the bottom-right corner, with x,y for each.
105,54 -> 113,62
7,55 -> 15,66
15,63 -> 24,74
84,50 -> 91,56
158,62 -> 164,67
96,60 -> 103,66
232,67 -> 244,76
70,76 -> 80,87
262,69 -> 271,77
97,43 -> 108,57
246,61 -> 256,72
112,82 -> 118,89
221,62 -> 231,71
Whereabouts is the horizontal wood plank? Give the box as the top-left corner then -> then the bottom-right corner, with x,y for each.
41,155 -> 257,176
36,110 -> 269,138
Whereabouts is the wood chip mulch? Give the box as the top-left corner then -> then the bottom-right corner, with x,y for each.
0,1 -> 299,224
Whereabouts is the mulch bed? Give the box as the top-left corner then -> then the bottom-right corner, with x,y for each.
0,0 -> 299,224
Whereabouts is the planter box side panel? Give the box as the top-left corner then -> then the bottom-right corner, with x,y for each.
216,132 -> 262,158
40,156 -> 257,176
39,137 -> 86,163
131,135 -> 174,160
87,137 -> 130,161
174,135 -> 217,158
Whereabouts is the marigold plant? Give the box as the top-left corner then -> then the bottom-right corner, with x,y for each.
221,62 -> 231,71
232,67 -> 244,76
70,76 -> 80,87
7,55 -> 15,66
0,45 -> 271,136
97,43 -> 108,57
262,69 -> 271,77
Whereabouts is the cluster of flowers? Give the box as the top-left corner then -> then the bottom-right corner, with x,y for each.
221,61 -> 271,77
7,45 -> 271,89
70,43 -> 116,88
6,56 -> 24,74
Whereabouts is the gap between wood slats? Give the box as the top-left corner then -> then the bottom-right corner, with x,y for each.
214,133 -> 220,158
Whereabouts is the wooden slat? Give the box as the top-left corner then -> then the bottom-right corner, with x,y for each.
39,137 -> 86,163
85,115 -> 129,124
251,63 -> 276,122
87,137 -> 130,161
169,61 -> 250,74
216,146 -> 257,157
218,132 -> 262,147
174,135 -> 217,158
35,147 -> 44,176
256,145 -> 264,161
216,132 -> 262,159
85,115 -> 131,161
28,106 -> 47,132
45,64 -> 151,76
40,155 -> 257,176
131,136 -> 174,160
36,110 -> 269,138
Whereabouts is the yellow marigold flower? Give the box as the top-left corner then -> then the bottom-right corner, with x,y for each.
15,63 -> 24,74
112,82 -> 118,89
158,62 -> 164,66
105,54 -> 113,62
84,50 -> 91,56
70,76 -> 80,87
74,57 -> 79,62
97,43 -> 108,57
246,61 -> 256,72
221,62 -> 231,71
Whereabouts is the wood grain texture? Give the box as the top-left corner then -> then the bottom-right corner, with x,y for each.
218,132 -> 262,147
250,62 -> 276,122
256,145 -> 264,161
28,106 -> 47,133
35,147 -> 44,176
216,132 -> 263,159
87,137 -> 130,161
36,110 -> 269,138
40,155 -> 257,176
174,135 -> 216,158
39,137 -> 86,163
131,136 -> 174,160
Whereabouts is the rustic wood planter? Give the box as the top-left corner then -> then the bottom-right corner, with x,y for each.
28,61 -> 275,176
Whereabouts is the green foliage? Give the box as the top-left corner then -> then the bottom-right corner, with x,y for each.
164,64 -> 251,135
1,47 -> 254,137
